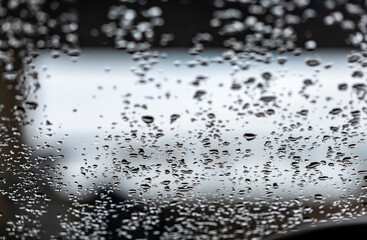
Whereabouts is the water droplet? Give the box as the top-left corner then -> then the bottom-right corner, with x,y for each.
142,115 -> 154,124
243,133 -> 256,141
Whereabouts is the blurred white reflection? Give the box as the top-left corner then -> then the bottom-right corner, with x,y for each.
25,49 -> 367,202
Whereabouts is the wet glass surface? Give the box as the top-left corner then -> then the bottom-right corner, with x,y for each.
1,0 -> 367,239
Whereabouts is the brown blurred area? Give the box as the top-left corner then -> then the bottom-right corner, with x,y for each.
0,49 -> 22,235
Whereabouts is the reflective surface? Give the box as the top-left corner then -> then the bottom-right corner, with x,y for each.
1,0 -> 367,239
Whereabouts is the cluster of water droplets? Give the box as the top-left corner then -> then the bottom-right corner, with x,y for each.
0,0 -> 367,239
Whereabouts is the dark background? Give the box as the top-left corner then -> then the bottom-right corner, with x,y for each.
76,0 -> 357,48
